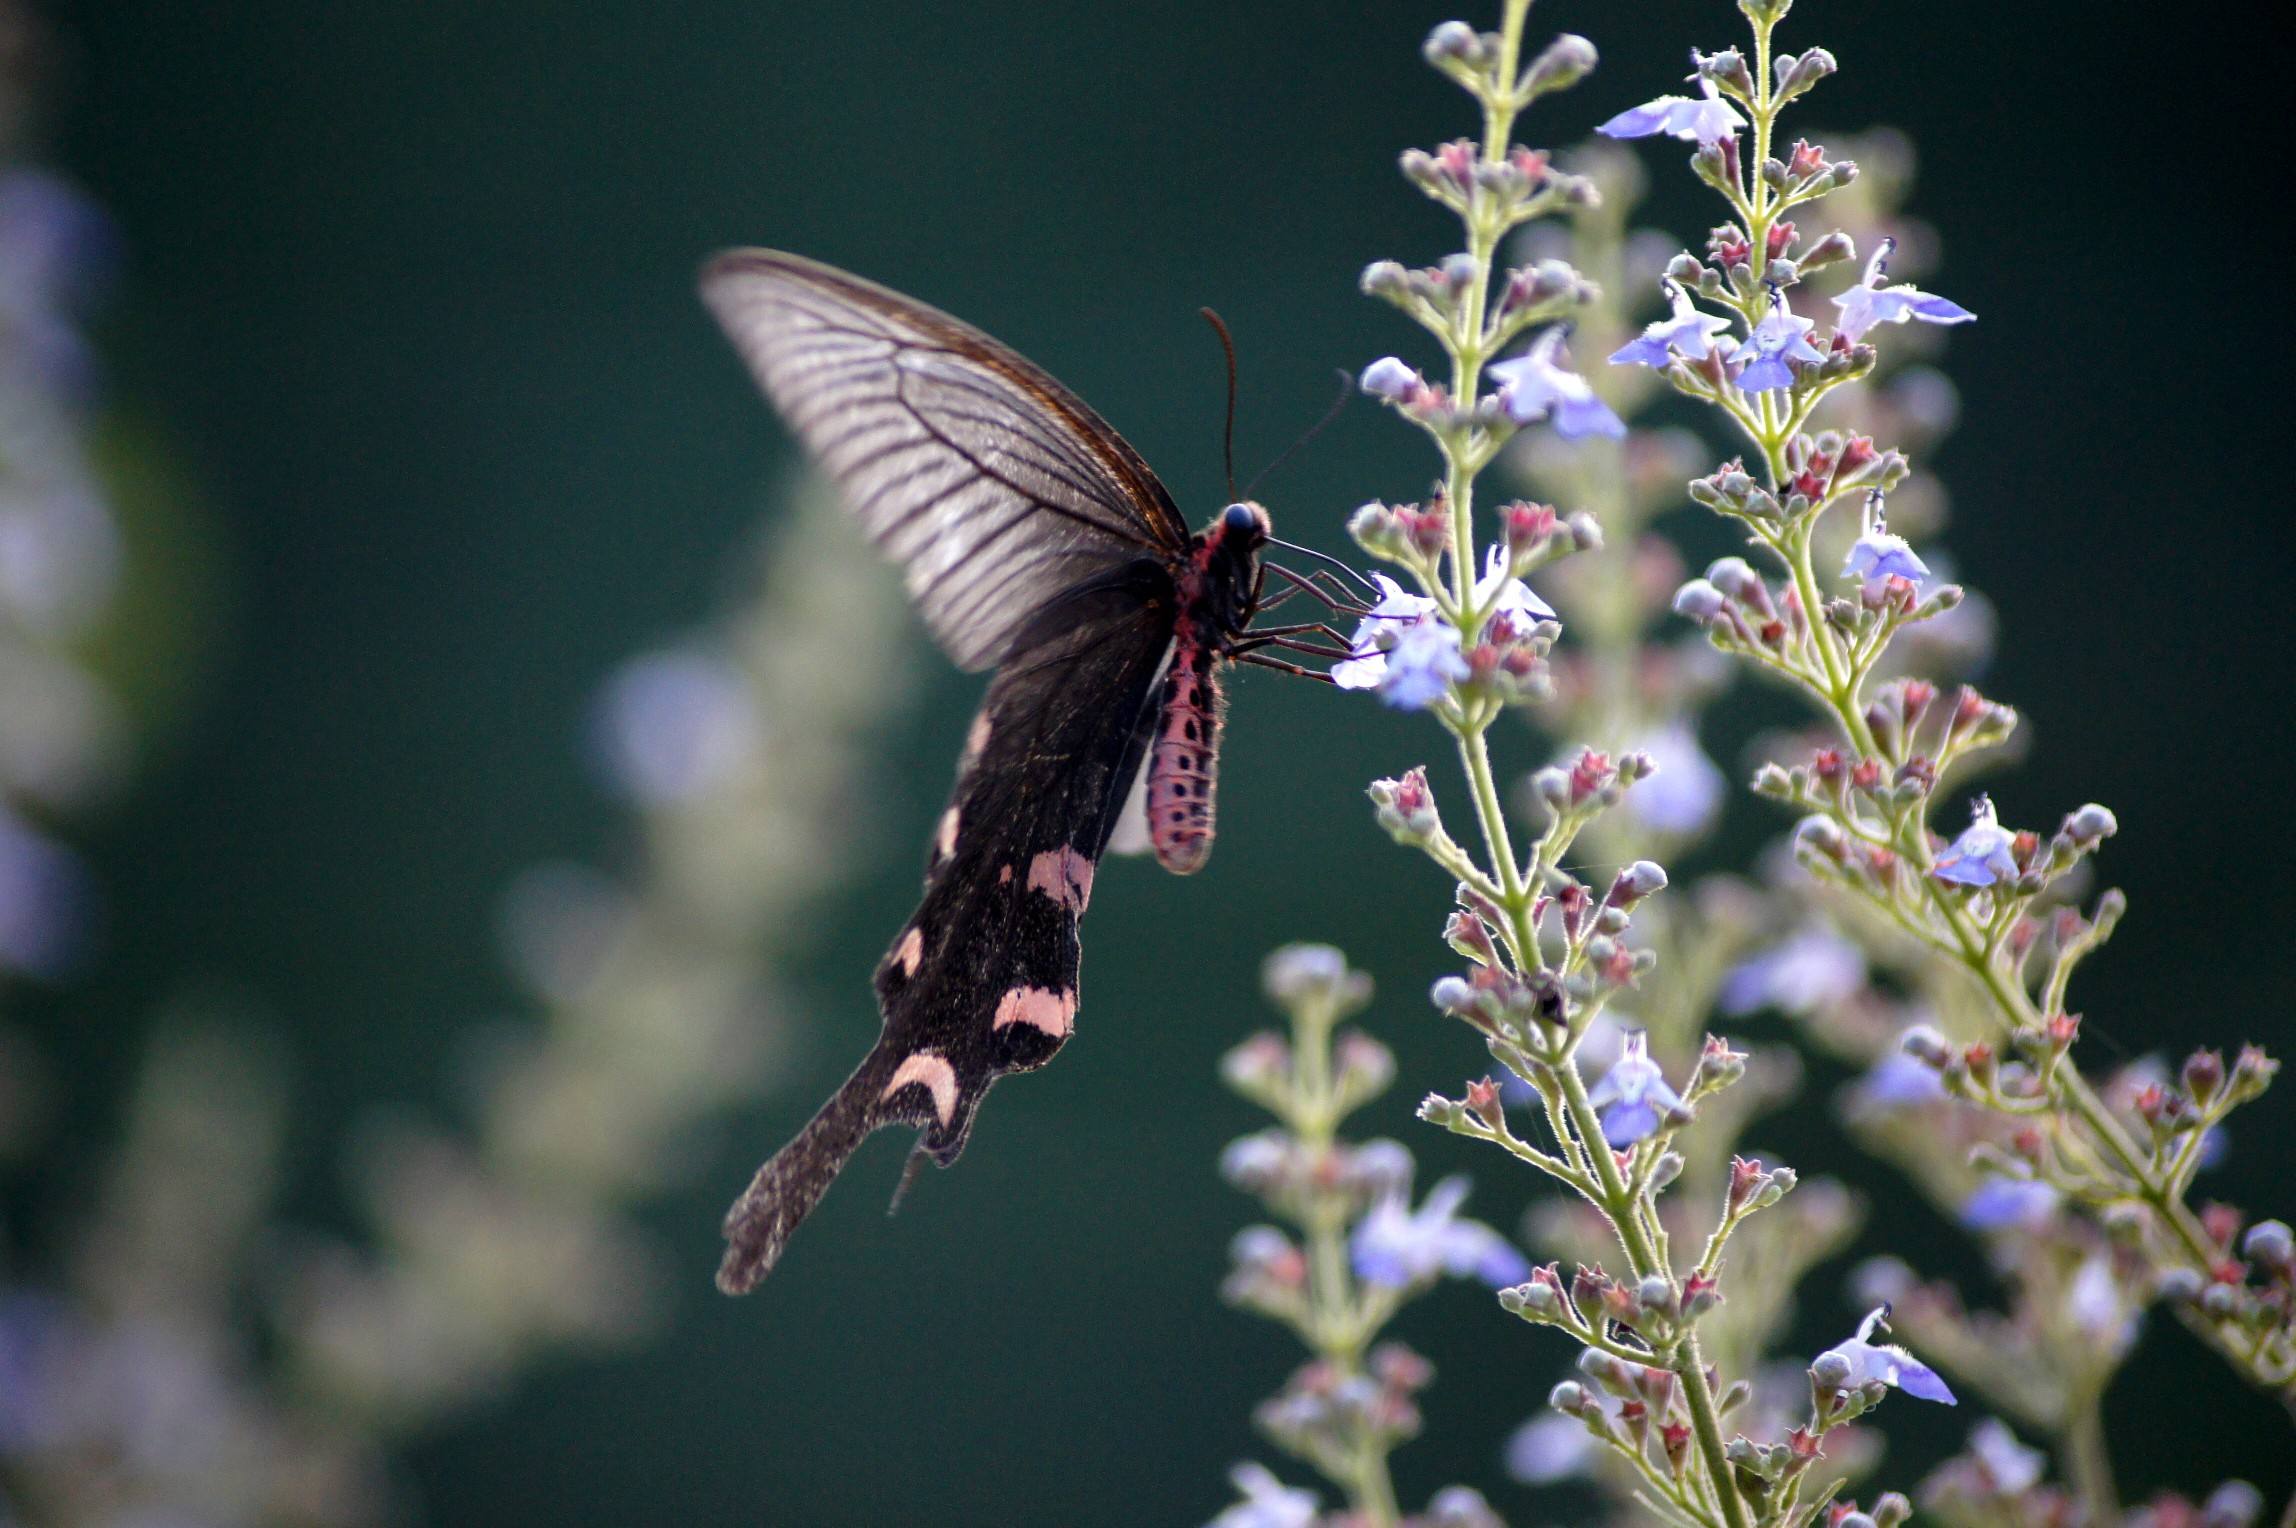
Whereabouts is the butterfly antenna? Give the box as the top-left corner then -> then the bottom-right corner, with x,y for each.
1241,368 -> 1354,502
1199,307 -> 1240,502
1268,535 -> 1381,597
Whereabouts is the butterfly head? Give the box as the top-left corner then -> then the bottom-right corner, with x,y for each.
1220,500 -> 1271,541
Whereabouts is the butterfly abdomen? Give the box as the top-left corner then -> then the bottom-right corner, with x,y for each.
1146,631 -> 1223,875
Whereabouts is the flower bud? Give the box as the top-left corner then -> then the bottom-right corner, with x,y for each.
1348,500 -> 1406,560
1369,766 -> 1441,844
1547,1379 -> 1588,1415
1809,1350 -> 1853,1390
1798,230 -> 1855,274
1422,20 -> 1484,68
1263,944 -> 1368,1012
1606,859 -> 1668,907
1519,33 -> 1597,99
1671,578 -> 1726,624
1360,356 -> 1422,401
1773,46 -> 1837,103
1430,975 -> 1475,1014
2064,803 -> 2118,847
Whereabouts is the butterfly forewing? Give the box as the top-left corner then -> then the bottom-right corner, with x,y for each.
701,249 -> 1192,670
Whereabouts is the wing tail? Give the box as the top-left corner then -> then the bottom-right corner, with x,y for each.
717,1047 -> 901,1294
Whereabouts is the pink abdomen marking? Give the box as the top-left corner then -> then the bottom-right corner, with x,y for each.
1147,639 -> 1223,875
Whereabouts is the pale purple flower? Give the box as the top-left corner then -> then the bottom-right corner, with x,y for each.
1833,238 -> 1974,343
1820,1305 -> 1956,1404
2066,1254 -> 2137,1349
1473,544 -> 1556,624
1331,575 -> 1464,709
1585,1030 -> 1683,1146
1359,355 -> 1422,402
0,168 -> 116,396
1488,329 -> 1625,439
1611,279 -> 1734,368
1842,490 -> 1930,587
1848,1053 -> 1948,1112
1735,292 -> 1822,393
1720,925 -> 1865,1016
1505,1412 -> 1596,1484
1207,1462 -> 1318,1528
1965,1419 -> 2046,1494
1932,794 -> 2018,887
1351,1175 -> 1529,1288
0,808 -> 92,979
1598,78 -> 1745,144
591,648 -> 763,805
1958,1177 -> 2060,1231
1623,722 -> 1725,836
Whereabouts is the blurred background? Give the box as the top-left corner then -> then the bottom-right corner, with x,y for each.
5,0 -> 2291,1522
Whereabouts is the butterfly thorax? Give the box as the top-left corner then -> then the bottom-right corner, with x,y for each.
1146,502 -> 1268,875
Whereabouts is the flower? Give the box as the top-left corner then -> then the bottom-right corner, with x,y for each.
1819,1305 -> 1956,1404
1833,238 -> 1974,343
1735,291 -> 1822,392
1610,280 -> 1734,368
1350,1175 -> 1529,1289
1719,925 -> 1865,1016
1585,1030 -> 1684,1146
1623,722 -> 1726,836
1965,1418 -> 2047,1494
1472,544 -> 1556,624
1847,1053 -> 1948,1113
1958,1177 -> 2060,1231
1330,575 -> 1465,709
1488,329 -> 1625,440
1358,355 -> 1422,401
590,648 -> 764,805
1932,794 -> 2018,887
1598,77 -> 1745,144
1842,489 -> 1930,587
1207,1462 -> 1317,1528
1504,1412 -> 1596,1484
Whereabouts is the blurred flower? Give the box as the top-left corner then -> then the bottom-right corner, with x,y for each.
1585,1030 -> 1683,1147
0,167 -> 116,396
1832,238 -> 1973,343
1846,1052 -> 1946,1113
1489,329 -> 1625,439
1720,925 -> 1864,1016
1598,78 -> 1744,144
1842,490 -> 1929,588
1504,1411 -> 1595,1484
0,804 -> 91,978
1351,1175 -> 1528,1289
1610,279 -> 1733,368
1359,356 -> 1422,401
1622,721 -> 1724,836
1819,1305 -> 1956,1404
1932,794 -> 2017,887
1957,1177 -> 2059,1232
590,648 -> 764,805
1965,1417 -> 2046,1493
1206,1461 -> 1317,1528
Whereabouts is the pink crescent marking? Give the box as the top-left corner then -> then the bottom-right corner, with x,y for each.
881,1051 -> 959,1126
992,986 -> 1076,1038
894,926 -> 924,977
1025,845 -> 1094,912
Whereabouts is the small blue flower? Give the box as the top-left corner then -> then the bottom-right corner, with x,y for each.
1585,1030 -> 1684,1147
1473,544 -> 1557,624
1848,1052 -> 1948,1113
1379,620 -> 1470,709
1610,279 -> 1734,369
1966,1419 -> 2046,1494
1359,355 -> 1423,401
1488,329 -> 1625,440
1932,794 -> 2018,887
1958,1177 -> 2060,1231
1351,1175 -> 1530,1289
1735,291 -> 1822,393
1623,722 -> 1726,836
1598,78 -> 1745,144
1841,488 -> 1930,589
1207,1462 -> 1318,1528
1505,1413 -> 1596,1484
1720,925 -> 1866,1016
1833,238 -> 1975,344
1820,1305 -> 1956,1404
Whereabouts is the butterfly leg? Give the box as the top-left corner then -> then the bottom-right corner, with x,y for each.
1234,651 -> 1340,685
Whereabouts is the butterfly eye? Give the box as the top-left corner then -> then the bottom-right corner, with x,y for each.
1223,502 -> 1259,535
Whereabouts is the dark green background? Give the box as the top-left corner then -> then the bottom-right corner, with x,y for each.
32,0 -> 2295,1521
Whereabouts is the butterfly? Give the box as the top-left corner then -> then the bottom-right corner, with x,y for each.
701,251 -> 1351,1292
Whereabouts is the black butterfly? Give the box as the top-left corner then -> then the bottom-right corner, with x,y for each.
702,251 -> 1347,1292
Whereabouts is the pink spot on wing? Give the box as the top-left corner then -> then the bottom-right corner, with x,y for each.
894,926 -> 924,977
993,986 -> 1076,1038
998,864 -> 1012,884
1025,845 -> 1094,912
935,807 -> 960,861
964,711 -> 992,762
881,1051 -> 959,1126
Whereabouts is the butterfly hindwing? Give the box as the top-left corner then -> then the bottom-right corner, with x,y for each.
700,249 -> 1192,671
715,566 -> 1177,1292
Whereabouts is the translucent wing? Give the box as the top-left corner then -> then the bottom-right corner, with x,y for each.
702,249 -> 1192,671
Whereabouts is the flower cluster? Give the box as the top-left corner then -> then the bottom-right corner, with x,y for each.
1237,0 -> 2286,1523
1211,946 -> 1513,1528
